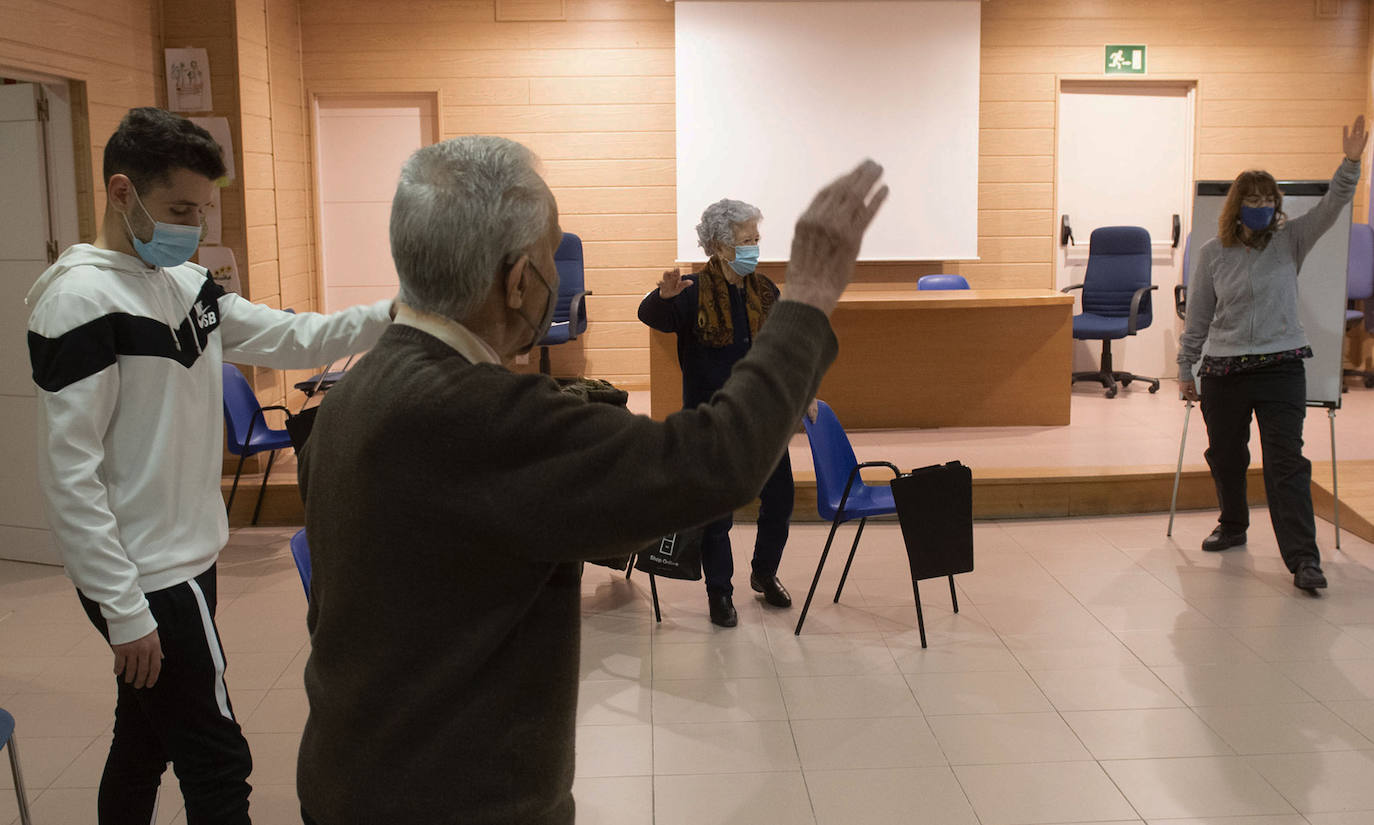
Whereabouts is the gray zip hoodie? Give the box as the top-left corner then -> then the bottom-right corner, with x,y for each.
1178,158 -> 1361,382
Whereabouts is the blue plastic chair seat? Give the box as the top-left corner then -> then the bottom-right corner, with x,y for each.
540,321 -> 572,346
1072,312 -> 1132,340
818,480 -> 894,521
0,708 -> 13,745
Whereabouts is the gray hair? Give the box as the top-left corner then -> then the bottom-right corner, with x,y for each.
695,198 -> 762,254
390,136 -> 555,321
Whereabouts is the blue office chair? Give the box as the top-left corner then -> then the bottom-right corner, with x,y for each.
917,274 -> 970,290
222,364 -> 295,525
1063,226 -> 1160,398
289,528 -> 312,601
538,232 -> 592,375
794,400 -> 900,635
1,708 -> 33,825
1344,223 -> 1374,389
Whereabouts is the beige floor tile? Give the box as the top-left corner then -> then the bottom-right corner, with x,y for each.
790,716 -> 946,771
572,776 -> 653,825
0,623 -> 91,659
1272,659 -> 1374,702
1,692 -> 112,738
778,673 -> 921,719
1246,750 -> 1374,813
49,733 -> 111,789
1055,571 -> 1183,604
887,636 -> 1021,673
0,735 -> 92,790
1062,708 -> 1232,759
653,771 -> 815,825
1193,703 -> 1372,754
576,679 -> 651,726
1228,624 -> 1374,662
574,724 -> 652,778
243,783 -> 301,823
954,761 -> 1137,825
242,688 -> 308,734
1326,700 -> 1374,740
1031,666 -> 1184,711
765,600 -> 880,636
1151,663 -> 1314,706
222,650 -> 297,692
1002,630 -> 1142,670
1116,628 -> 1267,667
1137,816 -> 1307,824
905,670 -> 1052,716
25,787 -> 98,824
1303,812 -> 1374,824
651,639 -> 776,680
806,766 -> 979,825
651,677 -> 787,723
653,721 -> 799,775
975,599 -> 1110,636
25,656 -> 114,694
768,631 -> 898,677
1086,598 -> 1217,632
1185,596 -> 1326,627
243,731 -> 302,786
270,645 -> 310,690
0,658 -> 52,694
1101,756 -> 1294,819
930,711 -> 1090,764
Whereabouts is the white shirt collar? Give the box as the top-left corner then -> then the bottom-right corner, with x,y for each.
393,302 -> 501,365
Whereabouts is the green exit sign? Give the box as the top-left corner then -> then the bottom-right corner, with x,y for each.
1105,45 -> 1146,74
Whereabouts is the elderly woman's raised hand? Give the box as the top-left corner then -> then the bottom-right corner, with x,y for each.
783,160 -> 889,316
1345,115 -> 1368,162
658,268 -> 687,299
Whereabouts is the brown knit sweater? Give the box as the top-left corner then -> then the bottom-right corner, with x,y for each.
295,300 -> 836,824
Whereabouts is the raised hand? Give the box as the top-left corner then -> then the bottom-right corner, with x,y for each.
658,268 -> 687,299
1344,114 -> 1368,162
784,160 -> 889,316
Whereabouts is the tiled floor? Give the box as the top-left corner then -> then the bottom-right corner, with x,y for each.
4,506 -> 1374,824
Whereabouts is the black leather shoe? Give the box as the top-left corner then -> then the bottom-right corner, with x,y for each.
750,574 -> 792,608
1201,526 -> 1247,552
708,593 -> 737,627
1294,563 -> 1328,591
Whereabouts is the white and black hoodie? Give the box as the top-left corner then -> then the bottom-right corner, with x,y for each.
26,244 -> 390,645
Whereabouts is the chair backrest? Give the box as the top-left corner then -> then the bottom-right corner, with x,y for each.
1082,226 -> 1153,325
221,364 -> 266,456
1348,223 -> 1374,302
917,274 -> 970,290
0,707 -> 13,747
553,232 -> 586,331
801,400 -> 861,521
289,528 -> 312,599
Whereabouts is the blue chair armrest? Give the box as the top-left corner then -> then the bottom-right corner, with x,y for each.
1127,285 -> 1159,335
568,290 -> 591,340
836,460 -> 902,518
1060,284 -> 1084,293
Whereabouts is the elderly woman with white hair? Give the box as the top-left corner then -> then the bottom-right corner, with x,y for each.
638,198 -> 801,627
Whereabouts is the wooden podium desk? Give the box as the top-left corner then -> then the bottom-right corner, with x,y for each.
648,288 -> 1074,428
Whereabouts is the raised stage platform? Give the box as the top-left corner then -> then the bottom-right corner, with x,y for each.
226,378 -> 1374,543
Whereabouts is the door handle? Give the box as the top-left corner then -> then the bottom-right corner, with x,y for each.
1172,214 -> 1181,249
1060,214 -> 1074,247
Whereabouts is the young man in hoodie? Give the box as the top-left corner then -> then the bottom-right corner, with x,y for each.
25,107 -> 392,824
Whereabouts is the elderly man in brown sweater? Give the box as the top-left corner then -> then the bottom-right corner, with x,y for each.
295,136 -> 888,825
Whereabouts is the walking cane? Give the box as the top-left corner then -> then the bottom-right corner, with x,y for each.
1167,400 -> 1194,537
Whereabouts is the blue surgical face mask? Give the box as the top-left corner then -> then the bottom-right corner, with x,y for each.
727,244 -> 760,276
122,187 -> 203,268
1239,205 -> 1275,232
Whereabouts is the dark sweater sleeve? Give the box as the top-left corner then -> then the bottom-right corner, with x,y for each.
637,279 -> 697,334
479,300 -> 835,562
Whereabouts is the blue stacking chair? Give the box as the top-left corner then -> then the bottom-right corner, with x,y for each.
917,274 -> 970,290
1063,226 -> 1160,398
1344,223 -> 1374,389
1,708 -> 33,825
537,232 -> 592,375
794,400 -> 901,635
290,528 -> 312,601
222,364 -> 295,525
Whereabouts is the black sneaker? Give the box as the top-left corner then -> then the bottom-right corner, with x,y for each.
1201,526 -> 1246,552
1294,563 -> 1328,591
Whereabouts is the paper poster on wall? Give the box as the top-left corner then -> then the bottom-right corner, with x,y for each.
202,189 -> 222,246
197,245 -> 240,295
188,117 -> 235,181
165,48 -> 212,112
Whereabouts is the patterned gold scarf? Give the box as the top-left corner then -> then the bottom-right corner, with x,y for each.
695,257 -> 777,347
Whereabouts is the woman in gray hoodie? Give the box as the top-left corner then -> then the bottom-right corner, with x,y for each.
1179,115 -> 1367,592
